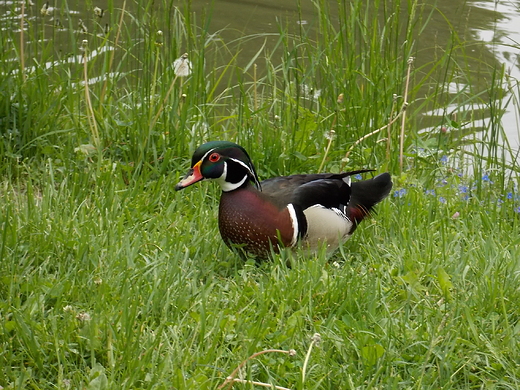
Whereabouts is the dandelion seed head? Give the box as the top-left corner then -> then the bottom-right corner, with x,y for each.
155,30 -> 164,46
80,39 -> 88,53
324,130 -> 336,141
76,312 -> 91,322
300,84 -> 321,99
173,53 -> 192,77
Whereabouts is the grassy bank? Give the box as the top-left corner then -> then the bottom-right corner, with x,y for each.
1,0 -> 519,388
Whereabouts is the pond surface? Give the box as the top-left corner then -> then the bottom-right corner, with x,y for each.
192,0 -> 520,153
2,0 -> 519,156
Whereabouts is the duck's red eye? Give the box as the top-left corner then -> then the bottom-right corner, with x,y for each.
208,153 -> 220,162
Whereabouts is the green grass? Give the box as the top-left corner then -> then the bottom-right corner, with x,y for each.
1,0 -> 520,388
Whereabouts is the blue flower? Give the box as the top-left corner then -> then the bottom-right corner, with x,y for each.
354,174 -> 362,180
440,155 -> 448,164
515,206 -> 520,214
425,189 -> 436,196
439,196 -> 447,204
458,185 -> 469,194
482,173 -> 493,183
393,188 -> 407,198
506,192 -> 513,200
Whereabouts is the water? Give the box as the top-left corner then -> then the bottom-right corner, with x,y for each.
193,0 -> 520,155
2,0 -> 519,157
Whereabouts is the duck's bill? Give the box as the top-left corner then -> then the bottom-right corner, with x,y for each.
175,161 -> 203,190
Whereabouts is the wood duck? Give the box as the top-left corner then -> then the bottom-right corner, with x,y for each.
175,141 -> 393,258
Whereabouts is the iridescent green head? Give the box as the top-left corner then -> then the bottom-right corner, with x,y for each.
175,141 -> 261,192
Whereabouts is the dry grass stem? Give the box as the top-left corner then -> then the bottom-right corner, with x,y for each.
343,102 -> 407,162
19,1 -> 25,82
399,57 -> 414,171
227,378 -> 292,390
387,94 -> 398,160
83,42 -> 100,148
301,333 -> 321,384
100,0 -> 126,104
219,349 -> 296,390
318,127 -> 336,173
150,74 -> 179,132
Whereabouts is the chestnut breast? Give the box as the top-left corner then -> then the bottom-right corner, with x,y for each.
218,187 -> 295,257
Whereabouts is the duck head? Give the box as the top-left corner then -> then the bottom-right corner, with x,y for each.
175,141 -> 261,192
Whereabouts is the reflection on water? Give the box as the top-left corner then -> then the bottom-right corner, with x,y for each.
473,1 -> 520,148
1,0 -> 519,153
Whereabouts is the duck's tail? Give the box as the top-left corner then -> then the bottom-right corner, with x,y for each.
347,172 -> 393,227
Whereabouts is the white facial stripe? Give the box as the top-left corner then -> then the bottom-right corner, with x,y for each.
200,150 -> 255,191
286,203 -> 299,246
200,147 -> 217,162
228,157 -> 255,176
214,161 -> 248,192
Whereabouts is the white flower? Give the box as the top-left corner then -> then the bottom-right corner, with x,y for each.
94,7 -> 104,18
300,83 -> 321,100
76,312 -> 91,322
40,2 -> 51,16
173,53 -> 192,77
78,19 -> 88,34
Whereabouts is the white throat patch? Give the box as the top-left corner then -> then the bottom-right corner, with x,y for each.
215,162 -> 248,192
